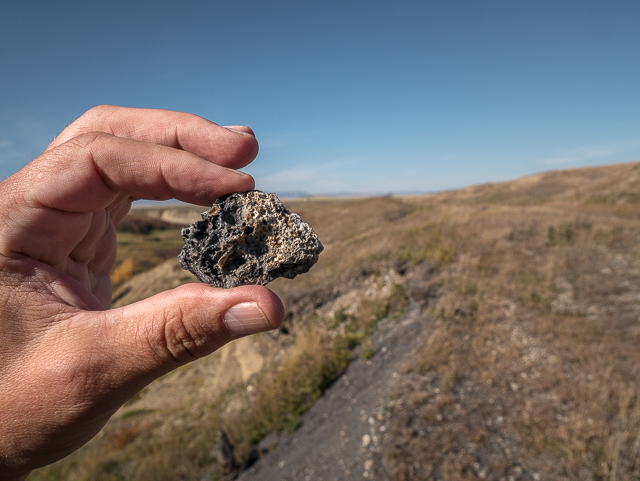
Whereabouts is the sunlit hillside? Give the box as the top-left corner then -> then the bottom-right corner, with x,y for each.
32,161 -> 640,481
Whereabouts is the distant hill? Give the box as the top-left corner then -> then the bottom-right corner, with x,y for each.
445,160 -> 640,204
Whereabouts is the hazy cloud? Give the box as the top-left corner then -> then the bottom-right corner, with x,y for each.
256,162 -> 358,194
538,141 -> 640,166
255,160 -> 493,196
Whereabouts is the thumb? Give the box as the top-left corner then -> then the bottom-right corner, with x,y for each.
102,283 -> 283,388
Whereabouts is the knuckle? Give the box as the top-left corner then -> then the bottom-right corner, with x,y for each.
63,105 -> 115,137
82,104 -> 116,123
51,131 -> 110,156
158,305 -> 206,365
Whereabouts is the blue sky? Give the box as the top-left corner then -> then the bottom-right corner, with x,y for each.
1,1 -> 639,195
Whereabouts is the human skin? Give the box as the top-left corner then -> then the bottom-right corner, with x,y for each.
0,106 -> 284,480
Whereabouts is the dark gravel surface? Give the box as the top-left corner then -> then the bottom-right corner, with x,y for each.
238,303 -> 427,481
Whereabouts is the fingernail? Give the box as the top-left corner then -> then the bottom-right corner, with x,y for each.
223,125 -> 255,137
223,302 -> 271,336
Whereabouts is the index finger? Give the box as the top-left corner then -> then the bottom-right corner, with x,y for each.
33,131 -> 256,212
46,105 -> 259,169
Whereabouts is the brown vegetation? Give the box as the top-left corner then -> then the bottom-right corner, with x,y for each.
378,162 -> 640,480
31,162 -> 640,480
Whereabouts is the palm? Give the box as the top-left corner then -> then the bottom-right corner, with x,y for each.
4,192 -> 133,309
57,200 -> 131,308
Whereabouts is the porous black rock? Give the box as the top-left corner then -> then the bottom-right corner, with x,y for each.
178,191 -> 324,288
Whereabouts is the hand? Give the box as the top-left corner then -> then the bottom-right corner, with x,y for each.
0,106 -> 284,480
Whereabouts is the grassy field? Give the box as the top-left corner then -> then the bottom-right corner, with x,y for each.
31,162 -> 640,480
381,201 -> 640,480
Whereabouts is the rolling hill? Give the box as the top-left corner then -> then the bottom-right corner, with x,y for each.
32,161 -> 640,481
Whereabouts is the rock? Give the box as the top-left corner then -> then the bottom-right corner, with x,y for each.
213,429 -> 237,475
178,191 -> 323,288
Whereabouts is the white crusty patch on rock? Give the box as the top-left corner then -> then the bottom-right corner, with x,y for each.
178,191 -> 323,288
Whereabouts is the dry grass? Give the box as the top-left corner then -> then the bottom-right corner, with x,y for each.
114,228 -> 184,276
379,174 -> 640,480
223,326 -> 352,460
110,258 -> 138,287
31,162 -> 640,480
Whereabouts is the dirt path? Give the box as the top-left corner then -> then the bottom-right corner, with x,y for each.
238,303 -> 428,481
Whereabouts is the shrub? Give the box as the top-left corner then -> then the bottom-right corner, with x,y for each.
111,258 -> 138,286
